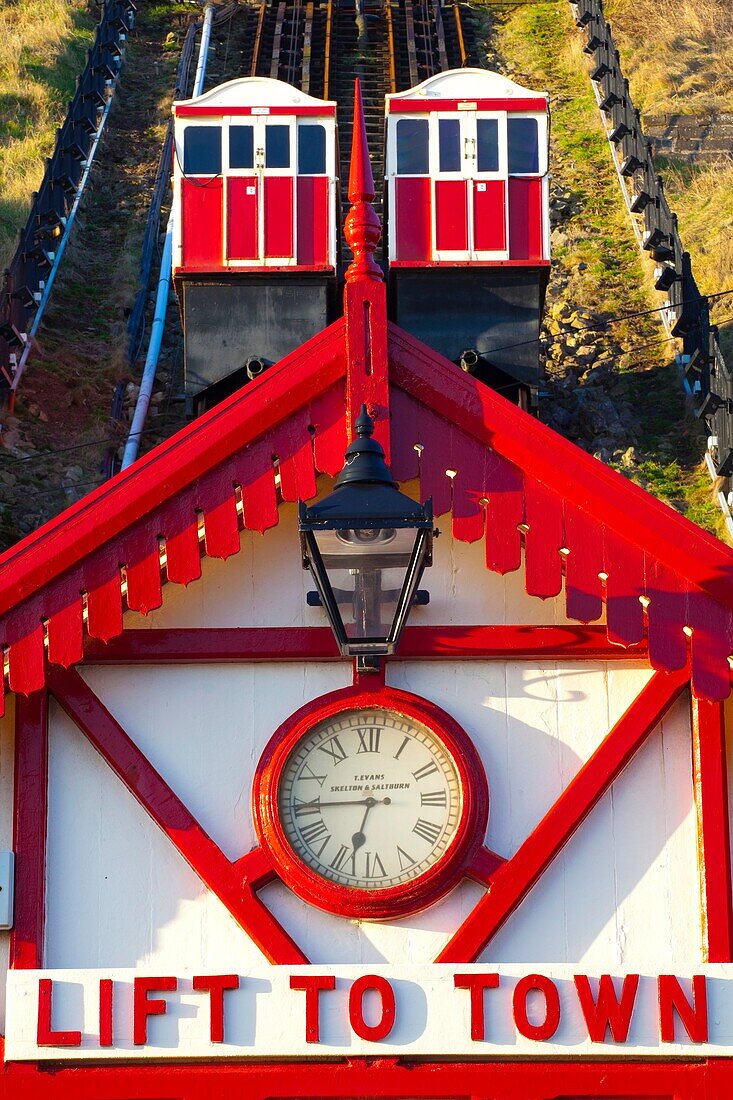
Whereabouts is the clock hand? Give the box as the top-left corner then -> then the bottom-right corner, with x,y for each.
316,796 -> 392,809
351,794 -> 393,852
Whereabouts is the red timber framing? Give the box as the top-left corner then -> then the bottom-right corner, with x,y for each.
3,80 -> 733,1098
0,1056 -> 730,1098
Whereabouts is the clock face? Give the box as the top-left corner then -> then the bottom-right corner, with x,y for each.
254,686 -> 489,920
277,708 -> 463,889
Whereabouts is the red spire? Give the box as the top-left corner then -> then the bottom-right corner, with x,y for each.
344,78 -> 383,284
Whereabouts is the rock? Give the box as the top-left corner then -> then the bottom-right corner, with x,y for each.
575,345 -> 597,364
64,465 -> 84,482
621,446 -> 637,468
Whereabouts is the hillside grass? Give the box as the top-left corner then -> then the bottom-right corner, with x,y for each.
0,0 -> 97,271
476,0 -> 723,535
605,0 -> 733,116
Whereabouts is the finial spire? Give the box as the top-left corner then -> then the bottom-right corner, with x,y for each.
344,78 -> 383,284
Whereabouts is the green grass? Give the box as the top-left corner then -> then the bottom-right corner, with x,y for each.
0,0 -> 97,270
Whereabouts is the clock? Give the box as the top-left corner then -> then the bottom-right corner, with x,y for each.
253,685 -> 489,919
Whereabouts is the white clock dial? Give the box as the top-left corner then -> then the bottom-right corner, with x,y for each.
277,708 -> 463,889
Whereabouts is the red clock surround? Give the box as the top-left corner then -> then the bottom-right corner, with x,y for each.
253,683 -> 489,920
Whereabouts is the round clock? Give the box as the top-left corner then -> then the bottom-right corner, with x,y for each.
253,685 -> 489,919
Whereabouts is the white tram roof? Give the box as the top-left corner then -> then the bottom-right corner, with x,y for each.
386,67 -> 548,108
174,75 -> 336,114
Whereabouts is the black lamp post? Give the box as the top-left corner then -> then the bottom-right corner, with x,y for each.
299,406 -> 434,661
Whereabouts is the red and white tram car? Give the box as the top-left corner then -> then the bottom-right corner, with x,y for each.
385,68 -> 550,402
172,77 -> 338,412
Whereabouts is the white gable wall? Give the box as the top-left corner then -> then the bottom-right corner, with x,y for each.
37,505 -> 703,976
0,501 -> 709,1025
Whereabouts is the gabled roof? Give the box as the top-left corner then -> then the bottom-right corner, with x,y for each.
1,81 -> 732,708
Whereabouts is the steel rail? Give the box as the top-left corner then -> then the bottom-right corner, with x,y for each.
385,0 -> 397,93
453,3 -> 467,65
271,2 -> 287,78
432,0 -> 449,71
250,0 -> 267,75
403,0 -> 419,86
323,0 -> 333,99
302,1 -> 314,92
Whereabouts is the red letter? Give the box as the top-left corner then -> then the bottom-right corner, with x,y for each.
36,979 -> 81,1047
290,975 -> 336,1043
99,978 -> 114,1048
349,975 -> 395,1041
659,975 -> 708,1042
574,974 -> 639,1042
454,973 -> 500,1040
133,977 -> 177,1045
193,974 -> 239,1043
513,974 -> 560,1041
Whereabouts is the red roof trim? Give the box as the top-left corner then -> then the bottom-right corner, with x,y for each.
174,105 -> 336,117
1,315 -> 733,704
387,98 -> 548,113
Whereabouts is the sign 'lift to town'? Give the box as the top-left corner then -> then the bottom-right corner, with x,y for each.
2,82 -> 733,1098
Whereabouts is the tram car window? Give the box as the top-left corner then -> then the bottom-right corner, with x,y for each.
172,77 -> 338,417
385,69 -> 551,409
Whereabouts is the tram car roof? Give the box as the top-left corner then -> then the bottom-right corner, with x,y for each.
173,75 -> 336,116
386,67 -> 548,111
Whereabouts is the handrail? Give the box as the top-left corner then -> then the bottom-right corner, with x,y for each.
0,0 -> 138,409
570,0 -> 733,531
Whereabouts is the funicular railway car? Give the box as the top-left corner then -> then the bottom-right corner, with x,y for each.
172,77 -> 339,413
385,68 -> 551,406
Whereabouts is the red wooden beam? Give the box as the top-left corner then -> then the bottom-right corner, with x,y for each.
11,692 -> 48,969
0,1055 -> 721,1097
691,696 -> 733,962
438,668 -> 689,963
83,625 -> 649,663
47,668 -> 307,965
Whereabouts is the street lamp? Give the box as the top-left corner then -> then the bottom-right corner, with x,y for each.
299,405 -> 434,661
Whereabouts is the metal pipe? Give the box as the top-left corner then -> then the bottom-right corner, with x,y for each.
121,1 -> 215,471
193,1 -> 216,97
120,228 -> 173,470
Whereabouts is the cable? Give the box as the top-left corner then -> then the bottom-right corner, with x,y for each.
484,286 -> 733,358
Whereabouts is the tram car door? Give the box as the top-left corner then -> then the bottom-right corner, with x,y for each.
386,70 -> 550,404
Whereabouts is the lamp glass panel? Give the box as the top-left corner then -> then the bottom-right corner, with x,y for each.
313,526 -> 417,641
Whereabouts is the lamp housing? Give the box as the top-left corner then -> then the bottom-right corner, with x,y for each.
299,406 -> 434,657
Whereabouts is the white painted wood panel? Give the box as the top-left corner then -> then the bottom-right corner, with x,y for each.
125,500 -> 583,630
43,657 -> 700,972
79,663 -> 350,860
46,700 -> 270,971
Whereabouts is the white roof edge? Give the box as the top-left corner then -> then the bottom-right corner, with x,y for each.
174,75 -> 336,110
386,67 -> 549,103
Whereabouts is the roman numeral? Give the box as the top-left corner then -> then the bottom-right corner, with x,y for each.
294,796 -> 321,817
330,844 -> 357,876
394,735 -> 410,760
357,727 -> 381,754
396,845 -> 416,871
413,761 -> 439,781
319,736 -> 347,764
365,851 -> 387,878
420,790 -> 447,807
300,819 -> 329,848
413,818 -> 442,845
298,762 -> 327,786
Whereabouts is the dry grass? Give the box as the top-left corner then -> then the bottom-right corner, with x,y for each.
662,158 -> 733,357
0,0 -> 95,269
605,0 -> 733,115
